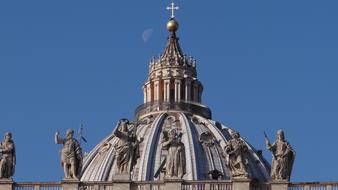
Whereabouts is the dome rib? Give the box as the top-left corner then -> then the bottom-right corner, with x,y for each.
138,113 -> 166,181
180,113 -> 198,180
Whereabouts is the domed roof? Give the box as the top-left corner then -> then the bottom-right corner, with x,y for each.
81,112 -> 271,182
81,13 -> 271,182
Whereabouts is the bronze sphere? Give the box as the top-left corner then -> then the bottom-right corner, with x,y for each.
167,19 -> 179,32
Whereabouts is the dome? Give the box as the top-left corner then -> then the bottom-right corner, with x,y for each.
80,16 -> 271,182
81,112 -> 271,182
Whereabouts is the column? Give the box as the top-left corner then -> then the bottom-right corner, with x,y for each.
175,79 -> 182,102
193,82 -> 199,102
143,85 -> 147,103
146,83 -> 151,102
164,79 -> 170,102
185,79 -> 191,102
154,80 -> 160,102
198,85 -> 203,103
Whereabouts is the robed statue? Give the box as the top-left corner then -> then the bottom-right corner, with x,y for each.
224,131 -> 250,178
265,130 -> 295,181
161,128 -> 186,179
0,132 -> 16,179
55,129 -> 83,180
113,119 -> 141,174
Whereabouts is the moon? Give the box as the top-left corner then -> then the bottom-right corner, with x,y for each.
142,28 -> 154,42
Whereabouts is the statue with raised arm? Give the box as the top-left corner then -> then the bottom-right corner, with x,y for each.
161,128 -> 186,179
113,119 -> 141,174
55,129 -> 82,180
224,131 -> 249,178
265,130 -> 295,181
0,132 -> 16,179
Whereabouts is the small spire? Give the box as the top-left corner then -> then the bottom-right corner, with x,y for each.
161,27 -> 184,63
162,1 -> 183,62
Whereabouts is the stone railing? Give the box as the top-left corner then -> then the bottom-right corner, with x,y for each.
134,101 -> 212,119
0,180 -> 336,190
251,182 -> 271,190
79,181 -> 114,190
182,180 -> 232,190
132,181 -> 165,190
288,182 -> 338,190
13,182 -> 62,190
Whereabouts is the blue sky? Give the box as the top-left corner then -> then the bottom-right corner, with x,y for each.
0,0 -> 338,182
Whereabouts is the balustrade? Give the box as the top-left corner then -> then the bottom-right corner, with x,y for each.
14,182 -> 62,190
7,181 -> 338,190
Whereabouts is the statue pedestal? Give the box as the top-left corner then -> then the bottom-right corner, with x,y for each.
0,179 -> 13,190
113,182 -> 131,190
270,180 -> 289,190
61,179 -> 80,190
164,178 -> 183,190
232,178 -> 251,190
113,174 -> 131,190
113,174 -> 131,181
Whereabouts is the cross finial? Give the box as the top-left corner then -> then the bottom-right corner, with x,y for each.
166,2 -> 179,18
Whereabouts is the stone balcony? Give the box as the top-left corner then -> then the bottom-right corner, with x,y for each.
1,180 -> 338,190
134,101 -> 212,120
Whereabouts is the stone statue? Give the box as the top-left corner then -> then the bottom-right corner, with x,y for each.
113,119 -> 141,174
265,130 -> 295,181
161,128 -> 186,179
55,129 -> 83,180
0,132 -> 16,179
224,131 -> 249,178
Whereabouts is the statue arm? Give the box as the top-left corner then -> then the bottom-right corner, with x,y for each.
162,140 -> 171,150
0,143 -> 14,154
75,140 -> 83,160
54,132 -> 65,144
224,143 -> 235,155
267,142 -> 276,152
114,130 -> 129,141
240,140 -> 248,152
283,142 -> 294,157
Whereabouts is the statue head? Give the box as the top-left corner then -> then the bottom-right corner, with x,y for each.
4,132 -> 12,142
66,129 -> 74,139
230,131 -> 240,139
277,129 -> 285,141
118,119 -> 129,132
169,128 -> 177,139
